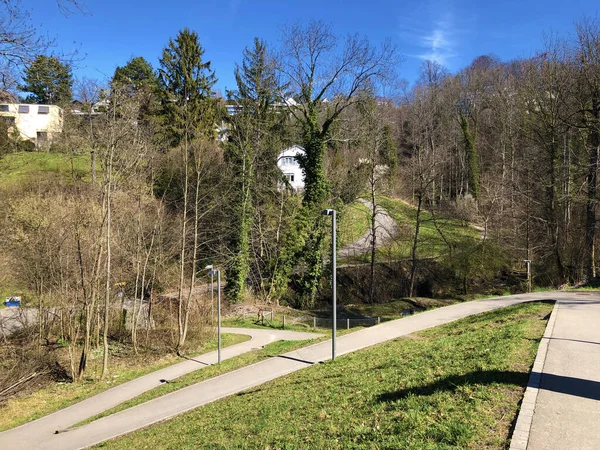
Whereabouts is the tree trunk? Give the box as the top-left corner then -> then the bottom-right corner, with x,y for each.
369,167 -> 377,304
585,97 -> 599,282
409,193 -> 423,297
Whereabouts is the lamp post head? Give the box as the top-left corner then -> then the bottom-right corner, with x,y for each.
204,264 -> 213,270
322,209 -> 335,216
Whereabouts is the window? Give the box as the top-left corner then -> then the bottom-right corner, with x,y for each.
18,105 -> 29,114
37,131 -> 48,142
0,105 -> 8,112
281,156 -> 295,166
284,173 -> 295,183
38,105 -> 50,114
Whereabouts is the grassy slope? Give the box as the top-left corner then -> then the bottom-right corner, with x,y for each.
336,195 -> 479,263
0,333 -> 250,432
338,201 -> 372,248
76,339 -> 320,428
0,152 -> 91,299
99,301 -> 552,450
0,151 -> 90,186
377,195 -> 479,260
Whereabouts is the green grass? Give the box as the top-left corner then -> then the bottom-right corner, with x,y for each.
0,151 -> 91,186
76,338 -> 321,428
222,315 -> 324,332
376,195 -> 480,260
0,333 -> 250,432
338,201 -> 372,247
98,301 -> 552,450
339,297 -> 457,319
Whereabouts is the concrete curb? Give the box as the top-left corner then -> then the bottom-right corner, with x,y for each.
509,300 -> 559,450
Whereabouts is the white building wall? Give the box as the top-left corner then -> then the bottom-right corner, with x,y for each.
0,104 -> 63,144
277,145 -> 305,191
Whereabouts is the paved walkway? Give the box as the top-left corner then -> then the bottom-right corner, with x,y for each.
1,291 -> 597,449
338,198 -> 398,258
0,327 -> 320,450
515,294 -> 600,449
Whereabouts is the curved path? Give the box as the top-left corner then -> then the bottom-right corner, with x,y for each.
338,198 -> 399,258
1,291 -> 598,449
0,327 -> 321,450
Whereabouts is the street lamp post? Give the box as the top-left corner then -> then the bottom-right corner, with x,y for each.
323,209 -> 336,360
524,260 -> 532,293
205,265 -> 221,364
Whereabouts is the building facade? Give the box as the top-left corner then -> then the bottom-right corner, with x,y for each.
277,145 -> 305,191
0,103 -> 63,146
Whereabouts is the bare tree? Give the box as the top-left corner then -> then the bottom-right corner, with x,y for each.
274,20 -> 398,305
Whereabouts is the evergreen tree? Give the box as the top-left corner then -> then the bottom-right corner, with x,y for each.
158,28 -> 217,145
20,55 -> 73,105
112,56 -> 159,123
225,38 -> 283,302
112,56 -> 158,95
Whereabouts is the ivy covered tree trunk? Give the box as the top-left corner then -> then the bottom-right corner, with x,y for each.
226,144 -> 253,301
225,38 -> 282,302
459,113 -> 480,200
273,20 -> 396,307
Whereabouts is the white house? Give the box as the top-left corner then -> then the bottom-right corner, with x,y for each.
0,103 -> 63,145
277,145 -> 305,191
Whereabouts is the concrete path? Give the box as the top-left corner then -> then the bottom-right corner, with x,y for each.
1,291 -> 596,450
0,327 -> 320,450
513,294 -> 600,449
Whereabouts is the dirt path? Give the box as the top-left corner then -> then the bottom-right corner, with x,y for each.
338,198 -> 399,259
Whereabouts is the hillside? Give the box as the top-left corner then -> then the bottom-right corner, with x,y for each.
0,151 -> 91,186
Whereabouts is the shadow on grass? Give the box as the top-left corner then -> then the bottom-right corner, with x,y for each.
376,370 -> 528,403
376,370 -> 600,403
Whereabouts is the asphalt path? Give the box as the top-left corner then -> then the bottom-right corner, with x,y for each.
0,327 -> 321,450
338,198 -> 398,258
1,291 -> 597,449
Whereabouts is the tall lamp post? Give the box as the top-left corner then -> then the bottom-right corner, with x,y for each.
205,265 -> 214,324
205,265 -> 221,364
524,260 -> 532,293
323,209 -> 336,360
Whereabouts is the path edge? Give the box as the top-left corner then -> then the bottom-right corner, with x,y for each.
509,300 -> 559,450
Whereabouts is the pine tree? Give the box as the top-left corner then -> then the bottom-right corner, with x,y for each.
20,55 -> 73,105
113,56 -> 157,95
158,28 -> 217,145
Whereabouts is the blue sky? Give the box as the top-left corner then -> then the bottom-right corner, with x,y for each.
27,0 -> 599,95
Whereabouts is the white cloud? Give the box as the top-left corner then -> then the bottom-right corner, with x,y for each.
418,20 -> 457,65
399,6 -> 468,68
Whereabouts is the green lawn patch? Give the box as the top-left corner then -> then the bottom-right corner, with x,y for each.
377,195 -> 480,260
0,333 -> 249,432
338,201 -> 372,248
340,297 -> 457,319
98,301 -> 552,449
76,338 -> 320,428
0,151 -> 91,186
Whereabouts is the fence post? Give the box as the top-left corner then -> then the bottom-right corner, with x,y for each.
283,315 -> 285,330
313,317 -> 316,328
347,318 -> 350,330
377,316 -> 380,325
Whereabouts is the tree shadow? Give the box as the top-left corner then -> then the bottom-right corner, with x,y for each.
538,373 -> 600,401
376,370 -> 600,403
